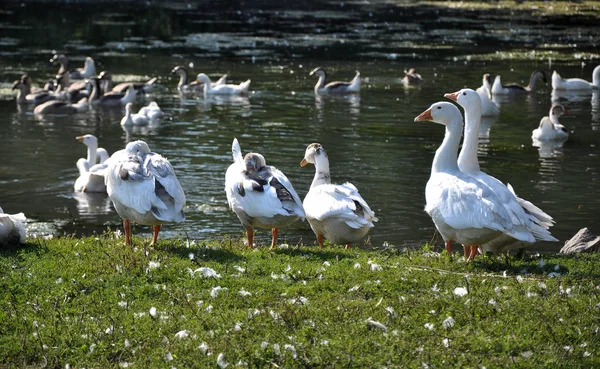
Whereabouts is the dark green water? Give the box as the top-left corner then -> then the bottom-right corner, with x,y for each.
1,1 -> 599,251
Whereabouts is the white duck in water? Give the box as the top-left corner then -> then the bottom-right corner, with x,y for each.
50,54 -> 96,80
196,73 -> 250,95
0,207 -> 26,246
532,104 -> 569,143
552,65 -> 600,91
121,103 -> 149,126
171,66 -> 227,93
300,143 -> 376,248
446,89 -> 557,259
105,140 -> 186,246
491,71 -> 547,95
310,67 -> 361,95
225,139 -> 305,248
476,73 -> 500,116
415,102 -> 526,260
138,101 -> 164,120
74,134 -> 110,193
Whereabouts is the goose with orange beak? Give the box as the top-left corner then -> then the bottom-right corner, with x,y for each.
416,101 -> 521,261
300,143 -> 376,249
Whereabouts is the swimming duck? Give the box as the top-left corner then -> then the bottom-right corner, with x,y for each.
50,54 -> 96,80
98,71 -> 158,95
137,101 -> 164,120
532,104 -> 569,142
415,102 -> 529,261
310,67 -> 360,94
552,65 -> 600,91
87,78 -> 136,106
171,66 -> 227,93
300,143 -> 376,248
491,70 -> 547,95
12,75 -> 67,105
196,73 -> 250,95
33,98 -> 89,114
445,89 -> 557,259
74,134 -> 110,193
0,207 -> 26,246
105,140 -> 186,246
402,68 -> 424,86
121,103 -> 149,126
476,73 -> 500,116
225,138 -> 305,248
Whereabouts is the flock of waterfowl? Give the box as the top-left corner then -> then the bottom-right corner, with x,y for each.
2,54 -> 600,260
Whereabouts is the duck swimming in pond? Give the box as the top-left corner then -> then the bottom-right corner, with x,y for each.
310,67 -> 361,95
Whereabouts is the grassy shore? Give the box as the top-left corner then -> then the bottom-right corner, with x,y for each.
0,234 -> 598,368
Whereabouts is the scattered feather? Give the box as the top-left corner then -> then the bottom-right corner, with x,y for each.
165,352 -> 173,362
148,261 -> 160,270
348,285 -> 360,292
239,288 -> 252,297
211,286 -> 226,298
366,317 -> 387,331
190,267 -> 221,278
175,330 -> 189,339
443,317 -> 455,329
424,323 -> 434,331
442,338 -> 449,348
453,287 -> 468,297
149,307 -> 157,317
217,353 -> 228,368
354,263 -> 361,269
284,344 -> 297,358
198,342 -> 209,354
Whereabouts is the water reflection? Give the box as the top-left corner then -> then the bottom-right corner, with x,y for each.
196,95 -> 251,116
592,90 -> 600,130
551,89 -> 594,104
478,115 -> 499,158
314,94 -> 361,119
72,192 -> 113,217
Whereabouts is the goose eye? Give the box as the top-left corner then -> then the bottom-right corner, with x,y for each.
462,92 -> 467,96
437,106 -> 441,109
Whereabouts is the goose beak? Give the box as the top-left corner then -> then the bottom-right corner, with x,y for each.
76,136 -> 85,142
300,158 -> 308,167
444,91 -> 459,102
414,108 -> 433,122
563,107 -> 569,115
11,81 -> 20,90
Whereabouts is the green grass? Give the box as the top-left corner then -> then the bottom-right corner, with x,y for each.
1,234 -> 599,368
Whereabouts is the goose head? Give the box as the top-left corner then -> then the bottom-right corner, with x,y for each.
84,57 -> 95,68
537,70 -> 548,84
125,102 -> 134,114
414,101 -> 463,127
171,66 -> 187,76
125,140 -> 151,156
50,54 -> 67,65
76,134 -> 98,148
309,67 -> 326,79
98,70 -> 113,82
444,88 -> 481,111
11,80 -> 23,91
300,143 -> 326,167
243,153 -> 266,171
551,104 -> 567,118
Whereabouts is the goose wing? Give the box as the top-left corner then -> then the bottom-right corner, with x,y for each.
305,183 -> 375,229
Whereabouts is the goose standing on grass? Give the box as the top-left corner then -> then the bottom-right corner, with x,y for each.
532,104 -> 569,143
310,67 -> 360,94
300,143 -> 376,248
415,102 -> 523,261
445,89 -> 557,259
0,207 -> 26,246
196,73 -> 250,95
74,134 -> 110,193
171,66 -> 227,93
476,73 -> 500,116
491,71 -> 547,95
225,139 -> 305,248
50,54 -> 96,80
98,71 -> 158,94
402,68 -> 424,86
552,65 -> 600,90
121,103 -> 149,126
105,140 -> 186,246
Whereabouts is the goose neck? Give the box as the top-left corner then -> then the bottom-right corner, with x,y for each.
431,121 -> 462,175
311,154 -> 331,188
457,103 -> 482,174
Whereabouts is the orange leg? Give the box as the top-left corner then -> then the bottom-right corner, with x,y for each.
247,228 -> 254,248
150,225 -> 161,246
270,228 -> 279,249
345,244 -> 351,249
466,245 -> 479,263
463,245 -> 471,260
123,219 -> 132,246
317,234 -> 324,248
445,240 -> 453,254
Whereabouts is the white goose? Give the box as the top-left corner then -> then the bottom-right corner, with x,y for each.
310,67 -> 360,95
225,139 -> 305,248
138,101 -> 164,120
0,207 -> 26,246
74,134 -> 110,193
415,102 -> 524,260
196,73 -> 250,95
300,143 -> 376,248
50,54 -> 96,80
171,66 -> 227,93
491,71 -> 547,95
105,140 -> 186,246
552,65 -> 600,90
532,104 -> 569,142
121,103 -> 149,126
445,89 -> 557,258
476,73 -> 500,116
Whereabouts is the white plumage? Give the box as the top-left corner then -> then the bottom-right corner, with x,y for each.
0,207 -> 26,246
74,134 -> 110,193
300,143 -> 376,248
196,73 -> 250,95
475,73 -> 500,117
225,138 -> 304,248
532,104 -> 569,143
552,65 -> 600,91
105,140 -> 186,246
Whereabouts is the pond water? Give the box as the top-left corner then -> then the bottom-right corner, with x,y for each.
0,1 -> 599,251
